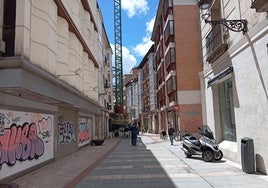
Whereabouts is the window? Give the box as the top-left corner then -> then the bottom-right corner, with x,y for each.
166,76 -> 176,94
163,0 -> 173,21
218,79 -> 236,141
205,0 -> 228,63
164,20 -> 174,46
2,0 -> 16,56
167,76 -> 177,103
165,47 -> 176,72
107,53 -> 110,61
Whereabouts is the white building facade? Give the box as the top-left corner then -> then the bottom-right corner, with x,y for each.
0,0 -> 111,180
199,0 -> 268,174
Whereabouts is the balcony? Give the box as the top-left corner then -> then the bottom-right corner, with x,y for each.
164,20 -> 174,46
165,47 -> 176,72
205,24 -> 228,63
251,0 -> 268,12
163,0 -> 173,21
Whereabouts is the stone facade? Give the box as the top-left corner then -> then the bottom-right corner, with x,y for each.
199,0 -> 268,174
0,0 -> 112,180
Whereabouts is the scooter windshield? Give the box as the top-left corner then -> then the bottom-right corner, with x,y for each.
199,125 -> 214,139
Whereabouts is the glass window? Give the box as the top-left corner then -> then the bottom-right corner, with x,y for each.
218,78 -> 236,141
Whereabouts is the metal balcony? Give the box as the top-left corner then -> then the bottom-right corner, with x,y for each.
205,24 -> 228,63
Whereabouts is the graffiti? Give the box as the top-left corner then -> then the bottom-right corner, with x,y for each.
11,117 -> 21,124
78,122 -> 90,145
0,123 -> 45,166
38,117 -> 53,141
58,122 -> 76,144
0,113 -> 11,124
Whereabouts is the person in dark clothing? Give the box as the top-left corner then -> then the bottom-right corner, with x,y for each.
130,125 -> 138,146
168,124 -> 175,145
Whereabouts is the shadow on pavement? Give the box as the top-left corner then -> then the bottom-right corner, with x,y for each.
74,137 -> 177,188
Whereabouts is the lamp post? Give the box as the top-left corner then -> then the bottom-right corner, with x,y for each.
197,0 -> 248,34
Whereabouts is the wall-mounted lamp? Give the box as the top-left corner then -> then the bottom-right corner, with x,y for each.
197,0 -> 248,34
197,0 -> 212,10
56,68 -> 82,77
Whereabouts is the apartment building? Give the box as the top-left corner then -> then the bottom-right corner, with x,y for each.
151,0 -> 203,134
0,0 -> 112,180
98,9 -> 114,140
137,45 -> 159,133
198,0 -> 268,174
125,68 -> 140,124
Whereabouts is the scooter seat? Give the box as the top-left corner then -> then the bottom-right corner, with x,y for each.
187,137 -> 201,146
189,136 -> 196,140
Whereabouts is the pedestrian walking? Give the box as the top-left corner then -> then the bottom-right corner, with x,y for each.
168,123 -> 175,145
130,124 -> 139,146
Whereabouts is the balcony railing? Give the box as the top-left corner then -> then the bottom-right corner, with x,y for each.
205,24 -> 228,63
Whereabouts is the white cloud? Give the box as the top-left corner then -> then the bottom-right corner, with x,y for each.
111,44 -> 137,75
121,0 -> 149,18
132,16 -> 155,57
146,16 -> 155,33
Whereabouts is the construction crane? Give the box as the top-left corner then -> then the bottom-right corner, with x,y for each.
110,0 -> 131,133
113,0 -> 123,113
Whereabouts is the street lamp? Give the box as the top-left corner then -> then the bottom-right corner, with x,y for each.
197,0 -> 248,34
197,0 -> 212,10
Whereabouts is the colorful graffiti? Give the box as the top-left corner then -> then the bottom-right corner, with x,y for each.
58,122 -> 76,144
0,110 -> 53,179
0,123 -> 44,166
78,120 -> 91,147
38,118 -> 52,141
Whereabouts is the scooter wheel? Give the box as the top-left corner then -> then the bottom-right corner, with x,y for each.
214,150 -> 223,161
202,150 -> 214,162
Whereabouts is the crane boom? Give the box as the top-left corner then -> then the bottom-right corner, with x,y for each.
114,0 -> 123,113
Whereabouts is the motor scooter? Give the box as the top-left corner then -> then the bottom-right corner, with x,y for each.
181,125 -> 223,162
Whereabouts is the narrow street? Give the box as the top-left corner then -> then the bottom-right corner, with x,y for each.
12,134 -> 268,188
74,135 -> 268,188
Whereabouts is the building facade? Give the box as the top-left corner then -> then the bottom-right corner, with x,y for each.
198,0 -> 268,174
125,68 -> 140,124
151,0 -> 203,134
137,45 -> 158,133
98,7 -> 114,140
0,0 -> 112,180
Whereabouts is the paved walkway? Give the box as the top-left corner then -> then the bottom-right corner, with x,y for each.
12,138 -> 121,188
11,134 -> 268,188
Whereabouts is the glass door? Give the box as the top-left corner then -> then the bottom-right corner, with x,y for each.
218,78 -> 236,141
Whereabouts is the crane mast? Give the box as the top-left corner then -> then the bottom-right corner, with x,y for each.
114,0 -> 123,113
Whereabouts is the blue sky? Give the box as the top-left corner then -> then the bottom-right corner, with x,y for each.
97,0 -> 159,74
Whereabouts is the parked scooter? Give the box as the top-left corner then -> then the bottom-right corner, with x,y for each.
181,125 -> 223,162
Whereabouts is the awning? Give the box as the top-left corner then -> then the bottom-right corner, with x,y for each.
207,66 -> 233,88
